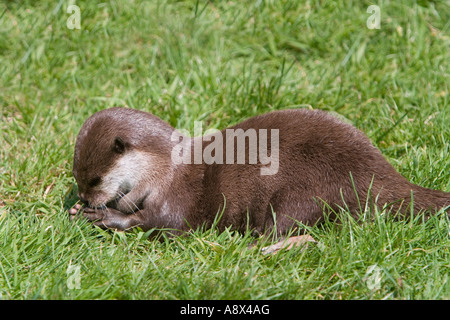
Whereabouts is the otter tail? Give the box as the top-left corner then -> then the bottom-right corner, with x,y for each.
375,178 -> 449,216
409,184 -> 450,213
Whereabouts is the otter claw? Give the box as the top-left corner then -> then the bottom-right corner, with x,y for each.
74,206 -> 139,231
68,203 -> 84,221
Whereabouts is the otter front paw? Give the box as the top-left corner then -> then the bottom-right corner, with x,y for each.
68,203 -> 83,220
69,204 -> 140,231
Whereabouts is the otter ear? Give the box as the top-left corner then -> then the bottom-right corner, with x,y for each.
113,136 -> 127,154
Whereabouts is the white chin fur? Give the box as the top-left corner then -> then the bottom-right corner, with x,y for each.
99,150 -> 152,203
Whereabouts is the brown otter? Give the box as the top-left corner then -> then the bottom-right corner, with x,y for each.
70,107 -> 449,236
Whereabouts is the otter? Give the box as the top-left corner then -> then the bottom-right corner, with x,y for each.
70,107 -> 449,237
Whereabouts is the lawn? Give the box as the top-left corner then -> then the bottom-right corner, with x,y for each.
0,0 -> 449,300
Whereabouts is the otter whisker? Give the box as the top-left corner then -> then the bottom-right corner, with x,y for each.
124,193 -> 140,213
96,203 -> 107,210
117,191 -> 140,213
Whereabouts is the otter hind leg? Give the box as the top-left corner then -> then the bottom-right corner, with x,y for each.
264,190 -> 326,235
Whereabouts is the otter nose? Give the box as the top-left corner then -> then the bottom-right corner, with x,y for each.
78,193 -> 89,206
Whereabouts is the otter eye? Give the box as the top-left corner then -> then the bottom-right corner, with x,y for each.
88,176 -> 101,188
113,136 -> 127,154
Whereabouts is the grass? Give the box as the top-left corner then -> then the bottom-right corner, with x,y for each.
0,0 -> 449,300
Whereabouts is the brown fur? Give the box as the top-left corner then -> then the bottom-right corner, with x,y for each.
72,107 -> 450,235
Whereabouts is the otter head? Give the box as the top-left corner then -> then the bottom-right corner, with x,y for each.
73,107 -> 175,211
